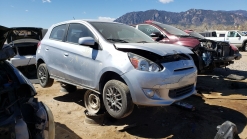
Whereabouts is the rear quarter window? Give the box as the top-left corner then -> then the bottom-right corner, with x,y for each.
49,24 -> 67,41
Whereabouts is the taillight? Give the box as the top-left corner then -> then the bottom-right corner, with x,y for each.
37,41 -> 41,48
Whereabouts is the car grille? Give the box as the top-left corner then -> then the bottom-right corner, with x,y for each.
217,42 -> 232,57
169,84 -> 194,98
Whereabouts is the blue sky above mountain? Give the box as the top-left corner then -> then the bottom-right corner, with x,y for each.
0,0 -> 246,28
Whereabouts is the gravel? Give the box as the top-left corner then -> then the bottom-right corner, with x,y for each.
213,52 -> 247,77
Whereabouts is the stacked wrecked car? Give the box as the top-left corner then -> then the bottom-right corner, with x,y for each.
0,26 -> 54,139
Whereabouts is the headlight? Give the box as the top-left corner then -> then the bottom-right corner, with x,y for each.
128,53 -> 161,72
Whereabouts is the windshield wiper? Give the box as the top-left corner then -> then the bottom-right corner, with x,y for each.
107,38 -> 129,43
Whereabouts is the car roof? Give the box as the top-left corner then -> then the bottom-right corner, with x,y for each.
51,19 -> 122,27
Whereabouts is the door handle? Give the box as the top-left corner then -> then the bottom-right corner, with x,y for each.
45,48 -> 49,51
64,53 -> 69,57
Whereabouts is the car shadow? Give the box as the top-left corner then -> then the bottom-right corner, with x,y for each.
103,95 -> 246,139
55,122 -> 82,139
53,88 -> 246,139
197,68 -> 247,96
53,88 -> 87,107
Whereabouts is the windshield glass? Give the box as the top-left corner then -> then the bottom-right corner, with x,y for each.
154,22 -> 189,36
237,31 -> 246,36
89,22 -> 154,43
188,32 -> 205,39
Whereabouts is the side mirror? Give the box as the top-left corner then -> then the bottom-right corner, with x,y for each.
78,37 -> 95,47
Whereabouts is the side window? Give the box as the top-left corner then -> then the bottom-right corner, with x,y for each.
66,23 -> 95,44
227,31 -> 237,37
137,25 -> 160,36
219,34 -> 225,37
49,24 -> 67,41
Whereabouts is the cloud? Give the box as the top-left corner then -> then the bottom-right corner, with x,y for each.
25,10 -> 29,12
159,0 -> 174,4
42,0 -> 51,3
98,17 -> 116,22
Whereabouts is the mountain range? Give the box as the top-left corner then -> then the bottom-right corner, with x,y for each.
114,9 -> 247,26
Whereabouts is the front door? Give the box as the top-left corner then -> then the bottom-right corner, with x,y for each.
62,23 -> 101,87
226,31 -> 242,47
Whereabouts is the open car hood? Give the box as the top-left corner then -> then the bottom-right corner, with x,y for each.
114,43 -> 193,56
0,26 -> 12,49
7,27 -> 42,43
0,26 -> 16,61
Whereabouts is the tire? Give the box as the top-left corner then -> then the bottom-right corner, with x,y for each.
84,90 -> 104,114
37,63 -> 54,88
242,42 -> 247,52
60,82 -> 77,93
103,80 -> 134,119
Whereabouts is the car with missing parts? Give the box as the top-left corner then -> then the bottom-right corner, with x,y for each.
134,20 -> 241,72
0,26 -> 55,139
36,20 -> 197,119
4,27 -> 47,78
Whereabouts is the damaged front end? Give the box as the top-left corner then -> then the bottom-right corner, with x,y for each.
0,61 -> 55,139
191,39 -> 239,71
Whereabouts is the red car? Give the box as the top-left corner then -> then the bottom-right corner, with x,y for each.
134,20 -> 241,72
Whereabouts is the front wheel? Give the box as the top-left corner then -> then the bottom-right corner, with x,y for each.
37,63 -> 54,88
103,80 -> 134,119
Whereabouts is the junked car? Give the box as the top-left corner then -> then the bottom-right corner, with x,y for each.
134,20 -> 241,72
0,26 -> 55,138
36,20 -> 197,119
184,30 -> 242,69
5,27 -> 46,78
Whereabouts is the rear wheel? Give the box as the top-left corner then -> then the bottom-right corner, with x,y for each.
84,90 -> 104,114
37,63 -> 54,88
103,80 -> 134,119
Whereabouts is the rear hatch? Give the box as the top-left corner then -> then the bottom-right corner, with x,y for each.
7,27 -> 43,56
7,27 -> 42,43
0,26 -> 15,61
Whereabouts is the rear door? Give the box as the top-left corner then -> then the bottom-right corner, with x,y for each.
44,24 -> 68,79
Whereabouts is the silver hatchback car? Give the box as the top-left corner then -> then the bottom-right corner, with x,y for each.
36,20 -> 197,119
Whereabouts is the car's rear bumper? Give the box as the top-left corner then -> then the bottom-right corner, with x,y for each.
7,55 -> 36,67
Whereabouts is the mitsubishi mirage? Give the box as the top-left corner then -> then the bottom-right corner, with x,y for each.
36,20 -> 197,119
0,26 -> 55,139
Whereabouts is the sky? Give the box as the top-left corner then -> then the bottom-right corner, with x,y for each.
0,0 -> 247,28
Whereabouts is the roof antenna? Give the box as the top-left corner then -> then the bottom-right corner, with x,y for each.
73,17 -> 75,20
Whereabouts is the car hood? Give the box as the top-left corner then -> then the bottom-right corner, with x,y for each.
0,26 -> 12,49
7,27 -> 42,43
175,37 -> 200,48
114,43 -> 193,56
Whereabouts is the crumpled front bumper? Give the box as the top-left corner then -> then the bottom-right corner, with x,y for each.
122,60 -> 197,106
234,53 -> 242,60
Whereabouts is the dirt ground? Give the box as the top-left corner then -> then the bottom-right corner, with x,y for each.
35,52 -> 247,139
